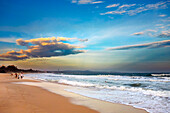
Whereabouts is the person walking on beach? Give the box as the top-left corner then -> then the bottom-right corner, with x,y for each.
18,73 -> 20,79
15,73 -> 18,78
20,72 -> 24,79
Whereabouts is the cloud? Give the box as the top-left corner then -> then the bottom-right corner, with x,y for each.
107,40 -> 170,50
155,24 -> 163,26
132,32 -> 144,36
6,50 -> 22,55
119,4 -> 136,9
159,26 -> 165,29
159,14 -> 167,17
101,1 -> 168,16
101,3 -> 135,15
72,0 -> 104,4
101,10 -> 126,15
132,29 -> 157,36
157,31 -> 170,38
91,1 -> 103,4
132,30 -> 170,38
72,0 -> 77,3
102,3 -> 136,15
0,53 -> 29,61
78,39 -> 88,42
0,58 -> 14,61
106,4 -> 119,8
161,17 -> 170,22
0,37 -> 86,61
128,1 -> 168,15
16,38 -> 29,46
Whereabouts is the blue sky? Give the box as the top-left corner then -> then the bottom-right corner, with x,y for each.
0,0 -> 169,72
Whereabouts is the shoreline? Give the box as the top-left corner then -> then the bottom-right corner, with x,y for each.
0,73 -> 148,113
23,78 -> 150,113
17,75 -> 148,113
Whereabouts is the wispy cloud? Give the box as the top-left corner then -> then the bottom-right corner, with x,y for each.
128,1 -> 168,15
78,38 -> 88,42
159,14 -> 167,17
107,40 -> 170,50
72,0 -> 104,4
161,17 -> 170,22
119,4 -> 136,9
132,29 -> 170,38
132,29 -> 157,37
101,3 -> 135,15
101,1 -> 168,16
132,32 -> 144,36
0,37 -> 86,61
101,10 -> 126,15
106,4 -> 119,8
157,31 -> 170,38
91,1 -> 103,4
155,24 -> 163,26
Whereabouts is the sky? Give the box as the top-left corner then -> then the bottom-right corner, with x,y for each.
0,0 -> 170,72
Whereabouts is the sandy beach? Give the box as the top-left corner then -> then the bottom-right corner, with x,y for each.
0,73 -> 148,113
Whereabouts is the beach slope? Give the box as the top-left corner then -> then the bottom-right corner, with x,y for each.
0,73 -> 99,113
0,73 -> 148,113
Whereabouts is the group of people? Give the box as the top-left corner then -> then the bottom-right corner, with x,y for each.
11,72 -> 24,79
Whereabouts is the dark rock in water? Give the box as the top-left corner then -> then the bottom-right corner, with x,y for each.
130,83 -> 142,87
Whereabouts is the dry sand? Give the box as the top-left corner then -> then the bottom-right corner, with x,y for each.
0,73 -> 148,113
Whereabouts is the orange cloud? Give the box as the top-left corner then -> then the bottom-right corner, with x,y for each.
0,37 -> 86,61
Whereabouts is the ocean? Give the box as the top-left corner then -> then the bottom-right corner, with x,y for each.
24,73 -> 170,113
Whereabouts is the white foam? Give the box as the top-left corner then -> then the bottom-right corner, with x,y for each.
58,79 -> 95,87
56,79 -> 170,98
65,87 -> 170,113
24,73 -> 170,82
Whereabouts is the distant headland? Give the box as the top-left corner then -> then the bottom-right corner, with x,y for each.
0,65 -> 41,73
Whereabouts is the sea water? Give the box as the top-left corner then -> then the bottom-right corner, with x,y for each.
24,73 -> 170,113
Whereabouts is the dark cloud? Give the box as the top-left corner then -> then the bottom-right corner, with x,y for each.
7,50 -> 22,55
16,39 -> 29,46
0,54 -> 28,61
107,40 -> 170,50
0,37 -> 86,61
